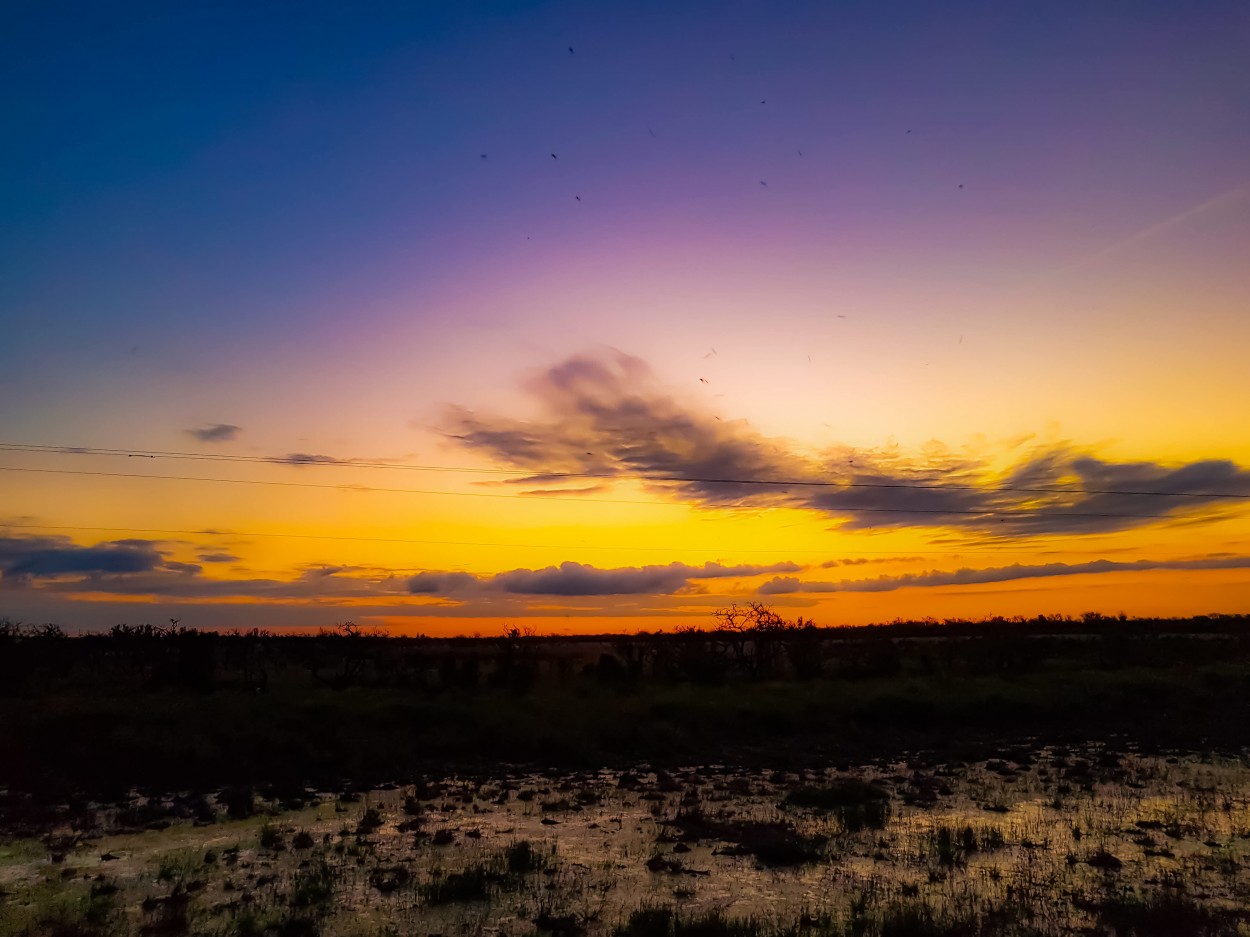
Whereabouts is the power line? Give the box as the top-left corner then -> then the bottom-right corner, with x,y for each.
0,464 -> 1224,522
0,522 -> 1048,556
0,466 -> 663,507
2,441 -> 1248,501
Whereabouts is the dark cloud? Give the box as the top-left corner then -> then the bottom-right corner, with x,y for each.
0,535 -> 787,608
0,536 -> 163,579
408,560 -> 800,597
276,453 -> 350,466
187,424 -> 240,443
197,552 -> 239,563
494,561 -> 797,596
821,556 -> 922,568
759,555 -> 1250,595
444,352 -> 1250,536
407,572 -> 483,595
299,565 -> 362,579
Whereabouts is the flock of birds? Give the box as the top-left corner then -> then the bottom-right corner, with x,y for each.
470,45 -> 970,392
474,45 -> 966,213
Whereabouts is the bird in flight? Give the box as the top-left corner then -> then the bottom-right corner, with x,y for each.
551,153 -> 558,160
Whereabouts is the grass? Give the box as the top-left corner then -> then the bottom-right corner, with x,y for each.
290,860 -> 335,908
418,864 -> 494,904
505,839 -> 547,874
1095,890 -> 1244,936
927,824 -> 1008,867
9,651 -> 1250,799
784,779 -> 892,831
616,907 -> 767,937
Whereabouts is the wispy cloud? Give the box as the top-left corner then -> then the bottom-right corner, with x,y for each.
0,535 -> 795,604
410,560 -> 801,597
186,424 -> 240,443
759,555 -> 1250,594
275,453 -> 351,466
444,351 -> 1250,536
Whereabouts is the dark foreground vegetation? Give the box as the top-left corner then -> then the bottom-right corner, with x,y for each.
4,609 -> 1250,801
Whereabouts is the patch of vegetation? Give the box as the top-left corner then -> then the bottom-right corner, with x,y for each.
505,839 -> 547,874
927,824 -> 1008,867
355,808 -> 384,835
289,860 -> 334,908
10,615 -> 1250,800
419,864 -> 494,904
785,779 -> 892,831
366,864 -> 412,895
1096,890 -> 1243,936
617,907 -> 797,937
258,823 -> 284,851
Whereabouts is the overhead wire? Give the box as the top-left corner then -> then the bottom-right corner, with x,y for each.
1,522 -> 1057,556
0,464 -> 1232,522
1,441 -> 1247,501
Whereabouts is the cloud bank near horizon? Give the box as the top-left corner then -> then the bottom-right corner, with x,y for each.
3,534 -> 1246,616
760,555 -> 1250,595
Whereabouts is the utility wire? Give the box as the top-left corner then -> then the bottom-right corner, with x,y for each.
2,441 -> 1247,500
0,466 -> 663,507
0,523 -> 1209,560
0,465 -> 1225,522
0,522 -> 1045,556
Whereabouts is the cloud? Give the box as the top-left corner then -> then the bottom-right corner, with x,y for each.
276,453 -> 334,465
187,424 -> 240,443
0,536 -> 164,579
276,453 -> 351,466
0,536 -> 793,614
821,556 -> 922,568
197,552 -> 239,563
407,572 -> 480,595
493,560 -> 799,596
408,560 -> 800,597
443,351 -> 1250,536
759,555 -> 1250,594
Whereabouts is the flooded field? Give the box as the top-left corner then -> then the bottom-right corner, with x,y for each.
5,744 -> 1250,936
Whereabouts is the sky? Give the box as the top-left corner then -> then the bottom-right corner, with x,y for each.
2,0 -> 1249,634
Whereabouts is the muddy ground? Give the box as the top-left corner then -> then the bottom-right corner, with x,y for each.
4,744 -> 1250,936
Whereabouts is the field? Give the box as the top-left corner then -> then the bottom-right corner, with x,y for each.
4,615 -> 1250,935
6,750 -> 1250,936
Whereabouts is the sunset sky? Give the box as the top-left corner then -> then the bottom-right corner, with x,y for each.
2,0 -> 1249,633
